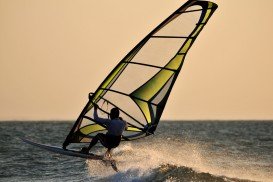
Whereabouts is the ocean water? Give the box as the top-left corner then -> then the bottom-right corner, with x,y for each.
0,121 -> 272,182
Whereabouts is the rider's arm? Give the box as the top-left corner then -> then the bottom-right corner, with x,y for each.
93,105 -> 110,126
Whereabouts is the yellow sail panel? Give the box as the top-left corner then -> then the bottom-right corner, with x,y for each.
180,39 -> 193,54
134,99 -> 151,123
127,127 -> 142,132
208,2 -> 214,8
132,70 -> 173,101
80,124 -> 106,135
202,9 -> 212,23
165,55 -> 184,70
192,24 -> 204,37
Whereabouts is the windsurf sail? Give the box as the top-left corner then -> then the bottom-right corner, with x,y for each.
63,0 -> 218,145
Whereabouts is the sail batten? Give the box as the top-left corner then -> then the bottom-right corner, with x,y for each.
99,88 -> 162,107
122,61 -> 178,72
63,0 -> 218,144
151,36 -> 191,39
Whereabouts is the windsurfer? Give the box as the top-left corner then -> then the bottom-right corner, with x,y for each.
80,104 -> 128,154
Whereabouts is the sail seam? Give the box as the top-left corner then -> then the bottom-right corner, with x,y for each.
123,61 -> 177,72
99,88 -> 159,106
151,36 -> 191,39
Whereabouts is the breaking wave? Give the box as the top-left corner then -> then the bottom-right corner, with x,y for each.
86,140 -> 258,182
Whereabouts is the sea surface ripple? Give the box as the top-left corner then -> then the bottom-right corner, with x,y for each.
0,121 -> 272,182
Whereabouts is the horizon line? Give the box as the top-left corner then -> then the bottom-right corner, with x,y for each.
1,119 -> 273,122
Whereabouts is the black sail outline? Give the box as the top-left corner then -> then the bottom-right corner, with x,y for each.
64,0 -> 218,145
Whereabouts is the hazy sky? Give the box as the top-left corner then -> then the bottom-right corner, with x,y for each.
1,0 -> 273,121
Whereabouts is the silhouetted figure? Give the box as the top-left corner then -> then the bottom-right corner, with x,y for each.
80,104 -> 127,155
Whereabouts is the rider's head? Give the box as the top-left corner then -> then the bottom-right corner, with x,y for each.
110,107 -> 119,120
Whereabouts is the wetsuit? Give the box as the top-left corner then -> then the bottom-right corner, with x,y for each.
87,109 -> 127,149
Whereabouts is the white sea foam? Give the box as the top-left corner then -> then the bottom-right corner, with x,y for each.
86,137 -> 272,182
86,139 -> 206,181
